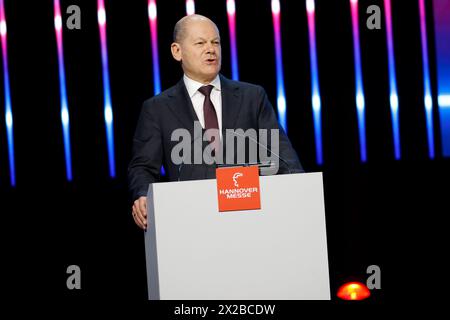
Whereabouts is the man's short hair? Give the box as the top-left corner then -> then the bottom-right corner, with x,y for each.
173,15 -> 219,43
173,19 -> 185,43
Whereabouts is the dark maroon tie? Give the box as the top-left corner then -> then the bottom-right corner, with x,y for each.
198,85 -> 219,154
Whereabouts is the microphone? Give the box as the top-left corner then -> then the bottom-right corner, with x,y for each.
177,128 -> 293,180
225,129 -> 292,174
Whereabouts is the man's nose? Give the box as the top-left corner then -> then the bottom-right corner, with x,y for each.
205,42 -> 215,54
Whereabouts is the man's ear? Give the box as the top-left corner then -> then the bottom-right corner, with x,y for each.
171,43 -> 182,62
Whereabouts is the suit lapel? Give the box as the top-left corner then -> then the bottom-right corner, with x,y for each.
166,75 -> 241,144
167,79 -> 201,141
220,75 -> 241,130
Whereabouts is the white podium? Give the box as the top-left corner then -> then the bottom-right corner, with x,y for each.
145,172 -> 330,300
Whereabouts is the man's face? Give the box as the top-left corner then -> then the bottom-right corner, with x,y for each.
172,19 -> 222,83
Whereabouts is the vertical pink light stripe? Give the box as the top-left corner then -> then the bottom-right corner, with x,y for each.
186,0 -> 195,15
0,6 -> 7,59
148,0 -> 161,94
227,0 -> 238,79
54,0 -> 63,65
97,0 -> 107,65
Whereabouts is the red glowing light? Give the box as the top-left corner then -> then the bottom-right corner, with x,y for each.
337,282 -> 371,300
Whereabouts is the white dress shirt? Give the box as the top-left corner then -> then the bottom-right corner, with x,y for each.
183,74 -> 222,137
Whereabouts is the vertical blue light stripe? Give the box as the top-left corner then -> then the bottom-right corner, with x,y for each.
59,52 -> 73,182
1,0 -> 15,186
4,88 -> 15,186
350,0 -> 367,162
98,0 -> 116,177
54,0 -> 73,181
148,1 -> 164,176
433,0 -> 450,157
306,0 -> 323,165
272,0 -> 287,132
419,0 -> 435,158
384,0 -> 401,159
152,57 -> 161,95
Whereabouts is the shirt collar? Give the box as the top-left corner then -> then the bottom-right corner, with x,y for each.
184,74 -> 221,98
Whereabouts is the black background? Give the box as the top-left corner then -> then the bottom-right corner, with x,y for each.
0,0 -> 448,310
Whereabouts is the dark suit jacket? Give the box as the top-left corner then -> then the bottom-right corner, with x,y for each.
128,74 -> 303,202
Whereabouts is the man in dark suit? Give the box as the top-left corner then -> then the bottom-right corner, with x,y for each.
129,14 -> 303,229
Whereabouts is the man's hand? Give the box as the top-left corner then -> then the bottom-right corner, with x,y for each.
132,196 -> 147,230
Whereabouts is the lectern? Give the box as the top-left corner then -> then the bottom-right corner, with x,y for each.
145,172 -> 330,300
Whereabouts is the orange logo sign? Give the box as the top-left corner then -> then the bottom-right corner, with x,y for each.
216,166 -> 261,212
